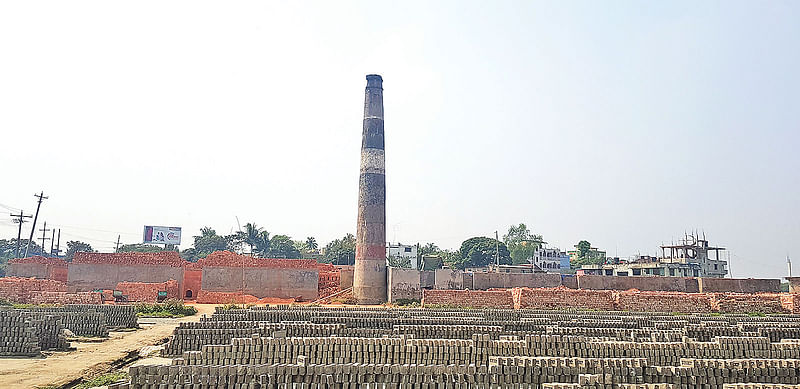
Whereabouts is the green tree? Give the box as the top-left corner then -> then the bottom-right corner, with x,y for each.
571,240 -> 604,267
387,255 -> 411,268
267,235 -> 300,259
577,240 -> 591,258
65,240 -> 95,261
503,223 -> 544,265
449,237 -> 511,269
117,243 -> 166,253
0,239 -> 46,275
192,227 -> 231,259
418,243 -> 440,256
321,234 -> 356,265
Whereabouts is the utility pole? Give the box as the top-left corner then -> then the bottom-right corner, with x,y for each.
495,231 -> 500,267
54,229 -> 62,257
25,191 -> 48,257
10,210 -> 32,258
39,221 -> 51,256
115,235 -> 121,253
50,228 -> 55,256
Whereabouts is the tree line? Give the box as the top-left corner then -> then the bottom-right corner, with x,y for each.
0,221 -> 606,275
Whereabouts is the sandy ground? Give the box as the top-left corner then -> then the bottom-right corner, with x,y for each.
0,304 -> 217,389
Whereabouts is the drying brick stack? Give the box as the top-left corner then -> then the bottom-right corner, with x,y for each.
114,306 -> 800,388
0,309 -> 42,356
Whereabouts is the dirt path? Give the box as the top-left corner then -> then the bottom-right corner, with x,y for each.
0,304 -> 216,389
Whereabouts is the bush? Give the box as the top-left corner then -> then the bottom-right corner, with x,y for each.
394,298 -> 420,307
75,372 -> 129,389
134,299 -> 197,317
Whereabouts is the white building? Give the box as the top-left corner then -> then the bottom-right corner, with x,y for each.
532,247 -> 570,272
387,243 -> 418,269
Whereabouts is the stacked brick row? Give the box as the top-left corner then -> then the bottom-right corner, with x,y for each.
126,358 -> 800,389
195,251 -> 318,269
116,280 -> 180,303
73,251 -> 186,266
0,309 -> 41,356
424,288 -> 800,314
27,314 -> 70,350
67,304 -> 138,328
115,306 -> 800,388
22,309 -> 108,337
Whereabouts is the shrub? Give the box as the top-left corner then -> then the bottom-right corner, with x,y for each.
134,299 -> 197,317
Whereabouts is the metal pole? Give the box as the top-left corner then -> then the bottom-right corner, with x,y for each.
25,192 -> 47,257
495,231 -> 500,266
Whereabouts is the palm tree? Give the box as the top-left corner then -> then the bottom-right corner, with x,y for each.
240,223 -> 265,255
305,237 -> 318,252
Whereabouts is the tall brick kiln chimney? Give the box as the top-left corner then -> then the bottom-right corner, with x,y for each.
353,74 -> 387,304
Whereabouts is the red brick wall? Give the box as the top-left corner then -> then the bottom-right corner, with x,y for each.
116,280 -> 179,303
512,287 -> 616,310
422,289 -> 513,308
0,277 -> 67,303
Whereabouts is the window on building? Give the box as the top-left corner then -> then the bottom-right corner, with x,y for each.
714,264 -> 718,270
404,247 -> 412,253
632,269 -> 641,276
669,268 -> 674,276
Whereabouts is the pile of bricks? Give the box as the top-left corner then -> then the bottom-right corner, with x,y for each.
422,289 -> 514,308
9,255 -> 67,266
0,277 -> 68,303
195,251 -> 318,269
318,271 -> 340,299
424,288 -> 800,314
28,291 -> 103,305
511,287 -> 616,310
714,293 -> 786,314
116,280 -> 180,303
195,290 -> 262,304
72,251 -> 186,267
616,291 -> 714,313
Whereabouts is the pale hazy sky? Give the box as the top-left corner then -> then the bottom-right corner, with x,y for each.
1,1 -> 798,278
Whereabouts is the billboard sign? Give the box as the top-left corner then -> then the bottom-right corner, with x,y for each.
143,226 -> 182,245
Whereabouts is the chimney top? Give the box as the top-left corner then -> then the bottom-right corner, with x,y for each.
366,74 -> 383,88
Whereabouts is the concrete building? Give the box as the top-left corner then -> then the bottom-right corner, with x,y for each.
579,233 -> 728,278
532,247 -> 570,272
387,243 -> 418,269
353,74 -> 388,304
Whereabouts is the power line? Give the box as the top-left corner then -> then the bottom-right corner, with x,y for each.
0,203 -> 21,212
47,223 -> 140,237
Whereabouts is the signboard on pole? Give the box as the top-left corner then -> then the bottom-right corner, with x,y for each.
143,226 -> 182,245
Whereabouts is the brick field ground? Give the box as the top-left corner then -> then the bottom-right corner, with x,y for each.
106,305 -> 800,388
